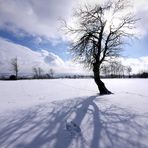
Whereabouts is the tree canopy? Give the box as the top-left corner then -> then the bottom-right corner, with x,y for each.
63,0 -> 138,94
65,0 -> 137,68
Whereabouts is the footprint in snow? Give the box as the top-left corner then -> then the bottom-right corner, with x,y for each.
66,121 -> 81,136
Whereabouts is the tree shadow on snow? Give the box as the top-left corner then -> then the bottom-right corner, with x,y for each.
0,95 -> 148,148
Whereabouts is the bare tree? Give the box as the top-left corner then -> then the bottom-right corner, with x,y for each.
101,61 -> 128,78
33,67 -> 38,78
101,64 -> 109,76
49,68 -> 54,78
127,66 -> 132,78
32,67 -> 43,79
38,67 -> 43,78
11,57 -> 19,79
46,68 -> 54,79
63,0 -> 137,94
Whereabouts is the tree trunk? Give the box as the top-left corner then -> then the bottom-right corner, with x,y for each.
16,71 -> 18,80
93,63 -> 112,95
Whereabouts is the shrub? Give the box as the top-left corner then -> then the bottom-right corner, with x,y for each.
9,75 -> 17,80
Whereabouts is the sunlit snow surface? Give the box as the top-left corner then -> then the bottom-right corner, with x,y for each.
0,79 -> 148,148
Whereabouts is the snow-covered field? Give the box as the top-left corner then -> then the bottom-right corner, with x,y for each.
0,79 -> 148,148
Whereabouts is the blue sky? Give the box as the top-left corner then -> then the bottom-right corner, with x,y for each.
1,29 -> 148,59
123,37 -> 148,58
0,0 -> 148,74
0,29 -> 70,60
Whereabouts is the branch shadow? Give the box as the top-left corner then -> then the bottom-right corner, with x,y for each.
0,95 -> 148,148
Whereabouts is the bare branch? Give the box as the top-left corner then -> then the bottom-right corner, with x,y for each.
10,57 -> 19,79
62,0 -> 138,70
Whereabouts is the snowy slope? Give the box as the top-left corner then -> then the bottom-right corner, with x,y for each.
0,38 -> 86,75
0,79 -> 148,148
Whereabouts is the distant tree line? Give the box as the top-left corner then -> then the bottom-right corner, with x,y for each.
57,75 -> 93,79
1,57 -> 55,80
0,57 -> 148,80
32,67 -> 54,79
101,62 -> 132,78
100,62 -> 148,78
1,57 -> 93,80
132,71 -> 148,78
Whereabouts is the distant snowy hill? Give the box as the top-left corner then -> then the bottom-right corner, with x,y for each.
0,38 -> 88,76
0,37 -> 65,74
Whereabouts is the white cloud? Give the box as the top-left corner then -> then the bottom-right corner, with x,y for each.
0,0 -> 77,40
0,0 -> 148,76
131,0 -> 148,37
0,0 -> 147,40
0,37 -> 148,76
120,57 -> 148,74
0,37 -> 87,75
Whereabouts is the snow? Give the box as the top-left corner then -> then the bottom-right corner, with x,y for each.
0,79 -> 148,148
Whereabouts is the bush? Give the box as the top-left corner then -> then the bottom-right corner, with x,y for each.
9,75 -> 17,80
